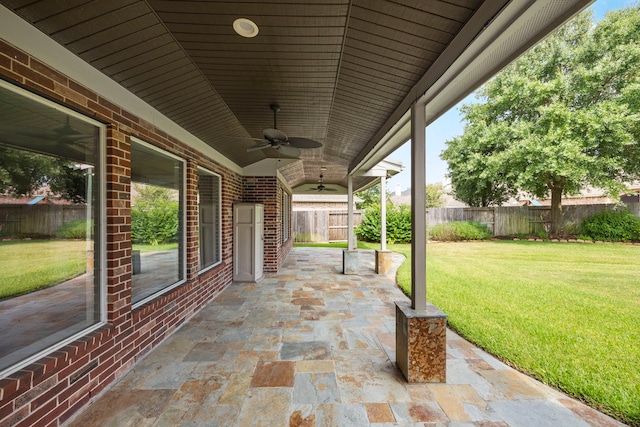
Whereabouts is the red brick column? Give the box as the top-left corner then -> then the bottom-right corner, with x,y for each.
105,127 -> 132,326
185,160 -> 200,279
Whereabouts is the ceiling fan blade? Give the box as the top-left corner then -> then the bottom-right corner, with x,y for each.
246,142 -> 271,152
322,188 -> 338,192
287,137 -> 322,149
54,118 -> 90,139
275,145 -> 300,158
221,134 -> 268,142
264,128 -> 287,142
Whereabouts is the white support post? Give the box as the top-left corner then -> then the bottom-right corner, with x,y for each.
347,174 -> 356,251
411,101 -> 427,311
380,175 -> 387,251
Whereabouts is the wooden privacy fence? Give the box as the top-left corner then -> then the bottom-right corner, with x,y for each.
427,202 -> 640,236
293,210 -> 362,242
0,205 -> 86,238
294,203 -> 640,241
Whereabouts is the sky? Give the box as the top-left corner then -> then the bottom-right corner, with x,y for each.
385,0 -> 638,194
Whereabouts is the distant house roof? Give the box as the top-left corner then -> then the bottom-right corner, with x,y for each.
28,196 -> 45,205
0,196 -> 75,205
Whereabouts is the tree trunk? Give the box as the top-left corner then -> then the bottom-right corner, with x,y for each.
549,184 -> 564,236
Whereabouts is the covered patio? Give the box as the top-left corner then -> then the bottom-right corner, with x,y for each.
0,1 -> 607,425
67,248 -> 621,426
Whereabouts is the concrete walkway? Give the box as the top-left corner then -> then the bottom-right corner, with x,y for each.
67,248 -> 624,426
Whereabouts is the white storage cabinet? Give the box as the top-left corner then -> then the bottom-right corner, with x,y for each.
233,203 -> 264,282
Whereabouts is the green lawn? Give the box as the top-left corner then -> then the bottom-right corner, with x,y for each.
299,240 -> 640,425
0,240 -> 87,299
418,241 -> 640,425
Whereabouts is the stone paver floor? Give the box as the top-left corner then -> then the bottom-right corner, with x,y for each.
68,248 -> 624,426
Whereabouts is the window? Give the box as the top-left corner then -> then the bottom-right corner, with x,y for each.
130,139 -> 185,306
198,168 -> 221,271
0,81 -> 104,376
282,191 -> 290,242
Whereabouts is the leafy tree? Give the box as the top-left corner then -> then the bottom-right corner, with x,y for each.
355,184 -> 389,209
49,163 -> 89,203
442,7 -> 640,234
0,146 -> 56,196
131,184 -> 179,245
0,146 -> 88,202
425,183 -> 445,208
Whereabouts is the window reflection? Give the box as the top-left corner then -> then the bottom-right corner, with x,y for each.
0,82 -> 102,375
130,139 -> 184,305
198,169 -> 221,271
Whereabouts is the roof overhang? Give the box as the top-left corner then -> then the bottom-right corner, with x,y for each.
350,0 -> 594,177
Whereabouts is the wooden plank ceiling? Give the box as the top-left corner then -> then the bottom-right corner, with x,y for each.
1,0 -> 484,189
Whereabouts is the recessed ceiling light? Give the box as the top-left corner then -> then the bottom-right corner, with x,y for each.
320,167 -> 327,171
233,18 -> 259,38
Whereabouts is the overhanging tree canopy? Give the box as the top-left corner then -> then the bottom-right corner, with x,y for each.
0,146 -> 88,203
441,7 -> 640,233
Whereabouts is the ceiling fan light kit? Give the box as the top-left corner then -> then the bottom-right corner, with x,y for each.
308,174 -> 337,192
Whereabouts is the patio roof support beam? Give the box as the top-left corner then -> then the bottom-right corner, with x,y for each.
380,175 -> 387,251
411,100 -> 427,310
395,100 -> 446,383
347,174 -> 356,251
375,173 -> 393,274
343,174 -> 358,274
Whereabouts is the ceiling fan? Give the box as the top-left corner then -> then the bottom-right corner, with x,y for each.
0,116 -> 94,158
308,174 -> 337,192
245,104 -> 322,158
1,116 -> 92,141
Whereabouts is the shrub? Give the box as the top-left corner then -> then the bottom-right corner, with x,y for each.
131,202 -> 179,245
537,231 -> 549,240
355,204 -> 382,242
428,221 -> 492,241
56,220 -> 91,239
355,203 -> 412,244
579,209 -> 640,242
386,204 -> 412,244
131,184 -> 180,245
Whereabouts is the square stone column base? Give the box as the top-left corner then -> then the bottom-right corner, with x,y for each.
375,249 -> 393,274
342,249 -> 358,275
395,301 -> 447,383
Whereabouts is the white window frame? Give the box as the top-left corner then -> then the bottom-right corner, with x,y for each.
283,191 -> 290,242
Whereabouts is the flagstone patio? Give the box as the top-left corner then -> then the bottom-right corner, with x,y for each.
66,248 -> 623,426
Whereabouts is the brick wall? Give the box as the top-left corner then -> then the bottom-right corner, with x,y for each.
0,39 -> 289,427
242,176 -> 292,272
